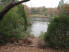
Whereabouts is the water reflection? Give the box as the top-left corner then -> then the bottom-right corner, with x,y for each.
30,21 -> 49,37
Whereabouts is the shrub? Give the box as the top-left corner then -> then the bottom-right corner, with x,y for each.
0,5 -> 28,44
44,14 -> 69,48
39,32 -> 46,40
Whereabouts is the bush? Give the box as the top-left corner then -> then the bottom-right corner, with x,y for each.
0,5 -> 28,44
44,14 -> 69,48
39,32 -> 46,40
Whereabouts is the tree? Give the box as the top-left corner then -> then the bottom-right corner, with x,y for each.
58,0 -> 65,14
42,7 -> 48,16
62,4 -> 69,14
0,0 -> 30,20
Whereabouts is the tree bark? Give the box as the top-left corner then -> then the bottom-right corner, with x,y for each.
0,0 -> 30,20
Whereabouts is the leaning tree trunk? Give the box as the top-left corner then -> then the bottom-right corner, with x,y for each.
0,0 -> 30,20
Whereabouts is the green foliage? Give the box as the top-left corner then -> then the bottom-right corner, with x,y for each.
0,5 -> 4,11
44,14 -> 69,48
39,32 -> 46,40
0,5 -> 28,44
0,0 -> 17,5
17,5 -> 28,31
22,31 -> 34,38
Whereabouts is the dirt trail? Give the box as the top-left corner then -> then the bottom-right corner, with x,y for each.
0,45 -> 62,52
0,38 -> 67,52
31,38 -> 39,47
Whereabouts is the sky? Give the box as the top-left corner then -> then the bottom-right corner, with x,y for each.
24,0 -> 69,8
24,0 -> 60,8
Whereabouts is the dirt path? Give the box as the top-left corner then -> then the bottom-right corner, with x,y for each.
0,45 -> 62,52
0,38 -> 68,52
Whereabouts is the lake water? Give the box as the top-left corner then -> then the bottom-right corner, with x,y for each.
30,21 -> 49,37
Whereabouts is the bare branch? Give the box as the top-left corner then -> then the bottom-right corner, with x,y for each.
14,0 -> 30,5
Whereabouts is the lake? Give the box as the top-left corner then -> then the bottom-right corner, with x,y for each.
30,21 -> 49,37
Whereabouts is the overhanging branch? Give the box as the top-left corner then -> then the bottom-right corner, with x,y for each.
14,0 -> 30,5
0,0 -> 30,20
